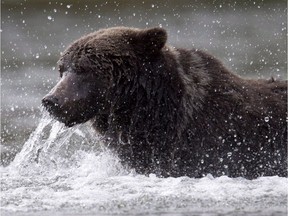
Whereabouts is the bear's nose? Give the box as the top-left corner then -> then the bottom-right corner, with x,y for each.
42,95 -> 60,108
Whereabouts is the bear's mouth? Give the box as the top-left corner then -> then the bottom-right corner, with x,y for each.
41,102 -> 78,127
49,112 -> 81,127
62,119 -> 78,127
44,105 -> 94,128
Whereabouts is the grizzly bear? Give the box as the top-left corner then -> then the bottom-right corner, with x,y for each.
42,27 -> 287,179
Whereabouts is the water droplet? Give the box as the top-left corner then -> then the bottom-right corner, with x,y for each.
264,117 -> 269,122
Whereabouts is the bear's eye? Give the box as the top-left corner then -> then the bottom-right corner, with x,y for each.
59,69 -> 71,78
58,64 -> 65,77
62,71 -> 69,78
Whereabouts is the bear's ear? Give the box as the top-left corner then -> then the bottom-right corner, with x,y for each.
135,27 -> 167,53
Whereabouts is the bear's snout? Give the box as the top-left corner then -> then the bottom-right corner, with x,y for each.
42,93 -> 73,126
42,94 -> 61,112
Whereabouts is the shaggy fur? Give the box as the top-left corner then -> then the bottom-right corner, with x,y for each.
42,27 -> 287,179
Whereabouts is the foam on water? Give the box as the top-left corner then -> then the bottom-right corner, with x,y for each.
1,112 -> 287,216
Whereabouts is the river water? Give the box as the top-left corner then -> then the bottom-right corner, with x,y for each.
1,0 -> 287,215
1,112 -> 287,216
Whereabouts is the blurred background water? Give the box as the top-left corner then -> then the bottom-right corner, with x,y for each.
0,1 -> 287,215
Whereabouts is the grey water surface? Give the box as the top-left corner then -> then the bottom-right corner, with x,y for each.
1,0 -> 287,215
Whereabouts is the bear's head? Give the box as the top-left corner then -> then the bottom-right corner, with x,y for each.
42,27 -> 168,128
